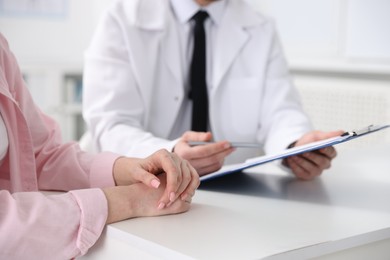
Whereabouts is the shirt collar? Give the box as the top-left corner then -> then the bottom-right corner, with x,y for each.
170,0 -> 227,25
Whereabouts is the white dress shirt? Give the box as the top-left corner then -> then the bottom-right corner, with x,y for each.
0,112 -> 9,163
169,0 -> 227,137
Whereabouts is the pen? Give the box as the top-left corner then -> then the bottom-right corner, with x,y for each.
188,141 -> 261,148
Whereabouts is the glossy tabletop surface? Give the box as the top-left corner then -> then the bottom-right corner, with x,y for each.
84,145 -> 390,259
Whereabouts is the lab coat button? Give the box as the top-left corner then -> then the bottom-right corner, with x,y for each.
174,96 -> 179,101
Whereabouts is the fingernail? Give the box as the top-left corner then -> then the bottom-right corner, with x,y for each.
169,192 -> 176,202
158,202 -> 165,210
224,143 -> 231,149
181,193 -> 188,201
151,179 -> 160,188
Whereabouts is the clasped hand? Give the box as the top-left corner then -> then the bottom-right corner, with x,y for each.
103,149 -> 199,224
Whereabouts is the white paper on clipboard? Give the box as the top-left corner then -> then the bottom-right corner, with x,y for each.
200,124 -> 390,182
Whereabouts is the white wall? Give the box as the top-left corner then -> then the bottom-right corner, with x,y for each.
247,0 -> 390,74
3,0 -> 390,72
0,0 -> 112,141
0,0 -> 111,66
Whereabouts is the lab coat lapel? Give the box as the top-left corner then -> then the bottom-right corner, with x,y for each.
128,0 -> 182,128
212,1 -> 264,94
213,3 -> 248,93
126,0 -> 166,115
162,15 -> 183,90
131,0 -> 182,93
158,11 -> 184,136
129,0 -> 183,136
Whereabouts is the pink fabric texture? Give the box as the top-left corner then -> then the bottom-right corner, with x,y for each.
0,33 -> 120,259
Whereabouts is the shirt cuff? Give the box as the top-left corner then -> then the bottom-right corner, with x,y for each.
89,152 -> 121,188
167,138 -> 180,152
69,188 -> 108,256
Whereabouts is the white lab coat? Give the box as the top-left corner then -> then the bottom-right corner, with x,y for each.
83,0 -> 313,164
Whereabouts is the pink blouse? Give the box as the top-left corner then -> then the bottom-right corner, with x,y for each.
0,33 -> 120,259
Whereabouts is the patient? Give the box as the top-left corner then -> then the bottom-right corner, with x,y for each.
0,33 -> 199,259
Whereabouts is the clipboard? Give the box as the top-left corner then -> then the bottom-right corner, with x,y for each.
200,124 -> 390,182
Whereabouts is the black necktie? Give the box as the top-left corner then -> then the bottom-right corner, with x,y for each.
190,11 -> 209,132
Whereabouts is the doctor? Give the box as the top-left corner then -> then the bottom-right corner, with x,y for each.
83,0 -> 341,179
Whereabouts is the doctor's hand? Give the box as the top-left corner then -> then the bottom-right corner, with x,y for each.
283,130 -> 344,180
112,149 -> 199,210
173,131 -> 235,176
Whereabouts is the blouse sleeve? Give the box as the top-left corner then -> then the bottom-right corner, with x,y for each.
0,188 -> 108,259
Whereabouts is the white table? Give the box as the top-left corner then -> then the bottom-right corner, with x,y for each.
79,145 -> 390,259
